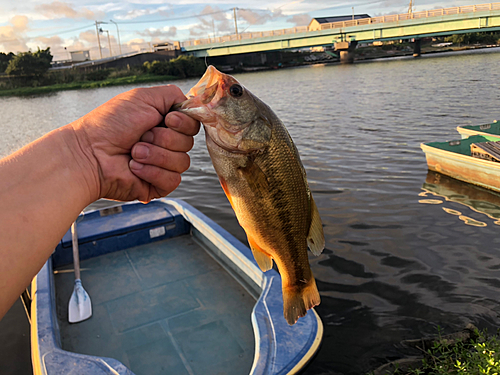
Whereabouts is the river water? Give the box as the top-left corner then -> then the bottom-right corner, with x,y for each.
2,47 -> 500,374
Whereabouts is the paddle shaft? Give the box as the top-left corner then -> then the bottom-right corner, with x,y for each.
71,222 -> 81,280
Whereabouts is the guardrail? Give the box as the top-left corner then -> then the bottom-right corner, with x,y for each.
181,26 -> 309,47
180,2 -> 500,48
320,2 -> 500,30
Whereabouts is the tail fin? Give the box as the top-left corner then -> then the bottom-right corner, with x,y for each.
283,276 -> 320,325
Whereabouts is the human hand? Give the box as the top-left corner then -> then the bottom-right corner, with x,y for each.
71,85 -> 200,203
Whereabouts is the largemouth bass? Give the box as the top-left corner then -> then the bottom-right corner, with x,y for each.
174,66 -> 324,325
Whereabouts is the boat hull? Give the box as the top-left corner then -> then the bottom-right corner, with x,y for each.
30,198 -> 323,375
456,121 -> 500,139
421,135 -> 500,193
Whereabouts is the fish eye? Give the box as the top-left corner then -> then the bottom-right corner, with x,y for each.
229,84 -> 243,98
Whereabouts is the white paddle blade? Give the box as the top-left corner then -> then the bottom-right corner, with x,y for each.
68,279 -> 92,323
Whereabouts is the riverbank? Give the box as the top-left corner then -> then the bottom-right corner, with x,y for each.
0,73 -> 175,97
356,42 -> 500,61
0,43 -> 498,98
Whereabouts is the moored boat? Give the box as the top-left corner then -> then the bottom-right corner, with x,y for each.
456,120 -> 500,139
28,198 -> 323,375
420,135 -> 500,193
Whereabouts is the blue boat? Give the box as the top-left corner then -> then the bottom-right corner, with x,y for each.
28,198 -> 323,375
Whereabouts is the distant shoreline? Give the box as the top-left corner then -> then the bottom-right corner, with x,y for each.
0,74 -> 176,97
0,44 -> 498,97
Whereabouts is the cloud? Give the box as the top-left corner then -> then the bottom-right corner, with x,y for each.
11,15 -> 30,31
125,38 -> 151,52
116,9 -> 155,20
137,26 -> 178,40
78,30 -> 98,44
287,13 -> 311,26
34,35 -> 64,48
35,1 -> 105,20
238,8 -> 282,26
114,5 -> 174,21
0,16 -> 30,53
189,5 -> 233,37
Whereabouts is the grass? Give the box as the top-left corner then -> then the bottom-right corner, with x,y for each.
0,74 -> 177,97
388,328 -> 500,375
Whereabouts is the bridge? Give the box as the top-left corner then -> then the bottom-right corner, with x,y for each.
180,2 -> 500,63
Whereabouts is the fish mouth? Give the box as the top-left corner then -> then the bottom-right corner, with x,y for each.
172,65 -> 222,113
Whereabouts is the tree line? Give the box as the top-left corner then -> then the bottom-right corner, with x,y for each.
444,32 -> 500,46
0,46 -> 206,91
0,47 -> 52,77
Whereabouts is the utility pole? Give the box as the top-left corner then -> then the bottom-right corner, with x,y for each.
233,8 -> 239,38
104,30 -> 112,57
352,7 -> 354,20
110,20 -> 122,55
408,0 -> 414,13
95,20 -> 103,59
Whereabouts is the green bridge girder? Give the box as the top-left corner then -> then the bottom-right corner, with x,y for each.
183,9 -> 500,57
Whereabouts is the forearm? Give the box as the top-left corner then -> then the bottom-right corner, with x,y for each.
0,124 -> 99,318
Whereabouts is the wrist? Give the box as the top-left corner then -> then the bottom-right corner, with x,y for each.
61,121 -> 101,204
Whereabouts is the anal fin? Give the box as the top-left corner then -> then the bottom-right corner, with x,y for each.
307,196 -> 325,256
248,236 -> 273,272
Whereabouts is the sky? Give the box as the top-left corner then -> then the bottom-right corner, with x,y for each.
0,0 -> 482,61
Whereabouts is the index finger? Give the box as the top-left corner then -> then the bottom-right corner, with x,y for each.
141,85 -> 188,116
164,111 -> 200,137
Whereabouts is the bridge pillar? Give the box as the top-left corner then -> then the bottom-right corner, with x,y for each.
334,41 -> 358,64
413,38 -> 421,57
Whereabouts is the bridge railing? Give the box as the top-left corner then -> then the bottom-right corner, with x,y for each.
319,2 -> 500,30
180,2 -> 500,48
181,26 -> 309,47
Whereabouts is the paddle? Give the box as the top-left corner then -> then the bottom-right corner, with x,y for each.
68,221 -> 92,323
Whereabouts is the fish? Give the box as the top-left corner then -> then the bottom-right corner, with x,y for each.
173,66 -> 325,325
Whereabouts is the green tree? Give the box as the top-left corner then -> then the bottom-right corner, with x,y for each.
444,32 -> 500,46
0,52 -> 14,73
5,47 -> 53,78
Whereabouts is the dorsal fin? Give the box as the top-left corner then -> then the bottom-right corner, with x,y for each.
307,196 -> 325,256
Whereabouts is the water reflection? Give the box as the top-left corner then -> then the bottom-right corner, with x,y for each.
421,170 -> 500,226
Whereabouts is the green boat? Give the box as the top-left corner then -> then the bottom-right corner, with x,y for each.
421,135 -> 500,193
456,120 -> 500,139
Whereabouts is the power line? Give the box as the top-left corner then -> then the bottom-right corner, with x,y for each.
36,24 -> 95,38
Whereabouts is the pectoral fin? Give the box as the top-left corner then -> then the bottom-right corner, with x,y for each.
238,159 -> 269,193
307,196 -> 325,256
247,236 -> 273,272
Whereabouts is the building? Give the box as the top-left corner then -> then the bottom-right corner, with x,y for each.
308,14 -> 371,31
69,50 -> 90,62
153,41 -> 181,52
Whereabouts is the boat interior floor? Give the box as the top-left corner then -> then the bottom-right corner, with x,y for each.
54,234 -> 255,375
